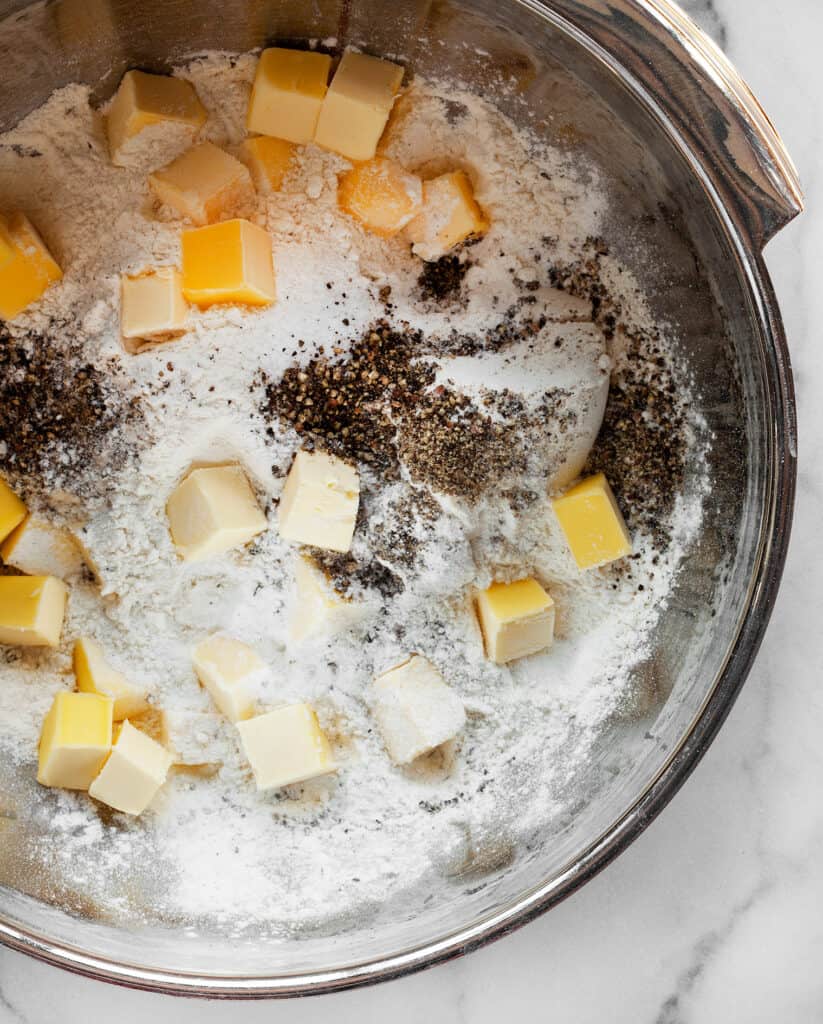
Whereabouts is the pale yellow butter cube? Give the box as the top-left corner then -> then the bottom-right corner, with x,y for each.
167,465 -> 268,561
192,634 -> 266,722
278,450 -> 359,553
237,703 -> 336,791
0,477 -> 26,544
0,213 -> 63,321
74,637 -> 148,720
149,141 -> 255,225
552,472 -> 633,570
406,171 -> 489,261
160,709 -> 227,769
38,691 -> 113,790
314,51 -> 404,162
373,655 -> 465,765
107,70 -> 207,167
240,136 -> 296,193
0,575 -> 67,647
1,515 -> 84,579
120,267 -> 188,351
88,720 -> 173,816
290,554 -> 362,643
247,48 -> 332,144
476,578 -> 554,664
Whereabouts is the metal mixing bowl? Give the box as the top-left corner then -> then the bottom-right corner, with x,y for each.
0,0 -> 801,996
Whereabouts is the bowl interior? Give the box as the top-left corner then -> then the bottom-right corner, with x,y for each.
0,0 -> 779,989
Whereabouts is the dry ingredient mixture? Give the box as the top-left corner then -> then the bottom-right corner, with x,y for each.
0,51 -> 707,935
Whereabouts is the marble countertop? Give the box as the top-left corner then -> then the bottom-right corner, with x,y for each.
2,0 -> 820,1020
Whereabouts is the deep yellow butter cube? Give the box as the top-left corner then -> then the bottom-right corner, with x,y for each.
107,70 -> 207,167
149,141 -> 255,226
476,578 -> 554,664
74,637 -> 149,720
552,472 -> 632,570
240,136 -> 296,193
314,51 -> 404,162
338,157 -> 423,237
181,218 -> 275,307
0,575 -> 68,647
37,691 -> 113,790
0,213 -> 63,320
0,477 -> 26,544
406,171 -> 488,261
247,48 -> 332,144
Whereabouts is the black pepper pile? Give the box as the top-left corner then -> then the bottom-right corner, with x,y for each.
0,322 -> 138,499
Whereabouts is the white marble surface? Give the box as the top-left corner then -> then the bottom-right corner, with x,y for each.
2,0 -> 821,1019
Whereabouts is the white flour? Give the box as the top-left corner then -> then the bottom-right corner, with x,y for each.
0,52 -> 706,935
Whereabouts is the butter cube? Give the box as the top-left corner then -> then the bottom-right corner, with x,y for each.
38,691 -> 113,790
237,703 -> 336,791
291,554 -> 362,643
149,142 -> 255,226
278,450 -> 359,553
1,515 -> 84,579
192,634 -> 266,722
88,720 -> 173,815
74,637 -> 148,720
240,136 -> 296,193
247,48 -> 332,144
552,472 -> 633,570
0,575 -> 68,647
373,655 -> 465,765
160,709 -> 227,769
167,464 -> 268,561
406,171 -> 489,261
314,51 -> 404,162
0,213 -> 62,320
0,477 -> 26,544
476,578 -> 554,664
181,219 -> 276,307
120,268 -> 188,351
107,70 -> 207,167
338,157 -> 422,237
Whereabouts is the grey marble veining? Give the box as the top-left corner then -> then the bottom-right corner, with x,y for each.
2,0 -> 822,1019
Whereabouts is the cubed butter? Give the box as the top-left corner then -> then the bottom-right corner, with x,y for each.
247,48 -> 332,144
167,464 -> 268,561
120,267 -> 188,351
160,709 -> 227,769
552,472 -> 633,570
0,575 -> 68,647
107,70 -> 207,167
149,142 -> 255,225
1,515 -> 84,579
373,655 -> 465,765
74,637 -> 148,720
0,477 -> 26,544
0,213 -> 63,320
406,171 -> 489,261
240,136 -> 296,193
338,157 -> 422,237
237,703 -> 336,791
38,691 -> 113,790
181,218 -> 276,307
192,633 -> 266,722
314,51 -> 404,162
291,554 -> 362,643
476,578 -> 554,664
88,720 -> 173,815
278,449 -> 359,553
